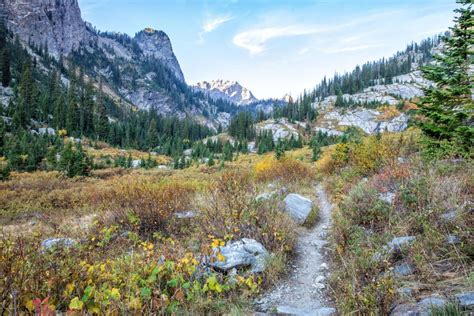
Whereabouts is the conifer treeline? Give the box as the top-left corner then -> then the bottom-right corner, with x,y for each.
276,35 -> 444,121
0,23 -> 214,174
311,35 -> 443,100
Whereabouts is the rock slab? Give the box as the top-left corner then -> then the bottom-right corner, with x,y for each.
284,194 -> 313,225
209,238 -> 268,273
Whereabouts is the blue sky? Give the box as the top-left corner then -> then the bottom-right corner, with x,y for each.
78,0 -> 457,99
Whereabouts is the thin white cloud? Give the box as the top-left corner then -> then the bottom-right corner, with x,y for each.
233,25 -> 328,55
231,8 -> 408,56
298,47 -> 310,55
202,15 -> 233,33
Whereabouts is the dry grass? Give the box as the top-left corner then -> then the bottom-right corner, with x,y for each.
0,149 -> 307,314
255,155 -> 314,184
99,180 -> 196,237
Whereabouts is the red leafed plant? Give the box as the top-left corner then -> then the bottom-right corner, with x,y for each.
33,297 -> 55,316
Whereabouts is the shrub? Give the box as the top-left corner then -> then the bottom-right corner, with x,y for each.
350,136 -> 396,174
198,169 -> 297,255
255,155 -> 313,184
340,183 -> 391,231
100,180 -> 195,236
317,131 -> 420,176
376,105 -> 400,120
329,138 -> 473,314
57,142 -> 93,178
0,230 -> 255,314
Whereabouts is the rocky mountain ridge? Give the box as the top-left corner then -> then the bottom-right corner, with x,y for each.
314,70 -> 430,112
194,79 -> 258,106
2,0 -> 230,128
2,0 -> 442,132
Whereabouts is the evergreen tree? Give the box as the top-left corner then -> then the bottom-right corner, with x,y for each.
312,145 -> 321,162
228,112 -> 256,141
126,153 -> 133,168
335,90 -> 345,107
416,0 -> 473,158
1,48 -> 11,87
53,90 -> 66,130
275,141 -> 285,160
0,21 -> 6,50
13,63 -> 35,129
207,153 -> 215,166
81,80 -> 95,135
222,141 -> 233,161
147,118 -> 159,149
66,77 -> 79,134
95,80 -> 109,139
57,142 -> 91,177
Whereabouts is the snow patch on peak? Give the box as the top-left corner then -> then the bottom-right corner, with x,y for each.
194,79 -> 258,106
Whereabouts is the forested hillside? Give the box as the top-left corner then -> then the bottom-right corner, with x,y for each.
0,23 -> 215,176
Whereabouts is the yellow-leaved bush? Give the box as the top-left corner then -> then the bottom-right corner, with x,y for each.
255,155 -> 313,183
316,130 -> 421,176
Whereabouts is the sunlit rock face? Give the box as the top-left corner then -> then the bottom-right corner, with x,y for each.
134,28 -> 185,82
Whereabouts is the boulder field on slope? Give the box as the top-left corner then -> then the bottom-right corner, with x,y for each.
316,107 -> 409,135
256,118 -> 300,142
313,70 -> 430,112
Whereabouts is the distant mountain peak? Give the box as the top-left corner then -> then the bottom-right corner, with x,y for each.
194,79 -> 258,106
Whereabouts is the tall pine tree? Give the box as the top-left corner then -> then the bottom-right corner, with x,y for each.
416,0 -> 473,158
95,80 -> 109,139
13,63 -> 35,129
1,48 -> 10,87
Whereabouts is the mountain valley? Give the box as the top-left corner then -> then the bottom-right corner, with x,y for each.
0,0 -> 472,315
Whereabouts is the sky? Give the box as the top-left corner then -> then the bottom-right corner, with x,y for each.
78,0 -> 457,99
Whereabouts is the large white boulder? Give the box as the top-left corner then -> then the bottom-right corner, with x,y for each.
284,194 -> 313,225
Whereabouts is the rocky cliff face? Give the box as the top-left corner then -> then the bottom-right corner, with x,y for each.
134,28 -> 185,82
2,0 -> 225,126
194,79 -> 258,105
3,1 -> 185,84
3,0 -> 91,57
